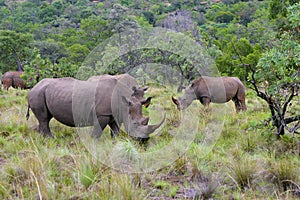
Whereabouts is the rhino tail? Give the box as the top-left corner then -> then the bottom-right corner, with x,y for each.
26,105 -> 30,120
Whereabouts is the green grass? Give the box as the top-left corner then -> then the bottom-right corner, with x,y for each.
0,88 -> 299,199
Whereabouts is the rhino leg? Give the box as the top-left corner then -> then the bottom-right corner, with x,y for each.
91,116 -> 111,138
30,103 -> 53,137
35,111 -> 53,137
233,98 -> 241,113
200,97 -> 211,107
108,120 -> 120,138
239,96 -> 247,112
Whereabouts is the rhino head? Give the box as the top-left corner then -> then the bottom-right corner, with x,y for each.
121,95 -> 165,139
172,83 -> 197,110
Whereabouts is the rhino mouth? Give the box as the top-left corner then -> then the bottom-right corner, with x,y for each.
172,96 -> 185,110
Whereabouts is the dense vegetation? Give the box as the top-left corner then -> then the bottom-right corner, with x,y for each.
0,0 -> 299,199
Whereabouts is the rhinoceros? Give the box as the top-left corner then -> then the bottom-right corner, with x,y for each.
27,76 -> 165,139
172,76 -> 247,112
1,71 -> 27,90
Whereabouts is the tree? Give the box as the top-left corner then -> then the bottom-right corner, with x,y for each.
216,37 -> 262,81
0,30 -> 33,72
269,0 -> 299,31
79,16 -> 111,49
22,48 -> 53,88
248,3 -> 300,136
67,44 -> 90,64
23,49 -> 79,87
34,39 -> 68,64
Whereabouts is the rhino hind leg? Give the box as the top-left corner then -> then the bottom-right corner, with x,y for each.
31,106 -> 54,137
38,120 -> 53,137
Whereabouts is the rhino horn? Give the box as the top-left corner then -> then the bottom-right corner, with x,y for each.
172,96 -> 179,106
146,112 -> 166,135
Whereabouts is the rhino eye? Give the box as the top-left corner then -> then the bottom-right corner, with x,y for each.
132,121 -> 138,125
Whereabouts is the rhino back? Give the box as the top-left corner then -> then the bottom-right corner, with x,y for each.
196,77 -> 233,103
43,77 -> 123,127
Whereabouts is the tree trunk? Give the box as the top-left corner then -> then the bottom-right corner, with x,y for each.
13,51 -> 23,71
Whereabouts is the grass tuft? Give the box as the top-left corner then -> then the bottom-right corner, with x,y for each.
228,156 -> 257,190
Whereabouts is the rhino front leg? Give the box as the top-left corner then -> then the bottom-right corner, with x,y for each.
91,116 -> 110,138
109,120 -> 120,138
233,98 -> 242,113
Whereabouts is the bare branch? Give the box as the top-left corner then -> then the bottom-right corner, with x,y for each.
285,115 -> 300,124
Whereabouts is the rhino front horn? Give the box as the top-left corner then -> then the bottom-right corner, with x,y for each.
147,112 -> 166,134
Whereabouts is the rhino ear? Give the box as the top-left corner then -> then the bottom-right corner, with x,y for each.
142,86 -> 148,91
172,96 -> 179,105
141,97 -> 152,108
121,96 -> 133,106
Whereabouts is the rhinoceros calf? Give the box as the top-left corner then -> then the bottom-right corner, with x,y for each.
1,71 -> 27,90
172,76 -> 247,112
27,76 -> 165,139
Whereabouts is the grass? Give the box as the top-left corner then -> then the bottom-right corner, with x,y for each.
0,87 -> 299,199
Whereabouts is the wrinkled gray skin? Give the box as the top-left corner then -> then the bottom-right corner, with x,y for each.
88,74 -> 150,107
172,76 -> 247,112
27,76 -> 165,139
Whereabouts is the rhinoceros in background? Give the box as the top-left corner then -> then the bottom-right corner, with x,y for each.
27,76 -> 165,139
1,71 -> 27,90
172,76 -> 247,112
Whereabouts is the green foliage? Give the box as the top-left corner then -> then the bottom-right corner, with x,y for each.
0,30 -> 33,72
269,0 -> 300,30
254,32 -> 299,97
216,37 -> 262,80
287,3 -> 300,28
33,39 -> 68,64
22,49 -> 53,87
66,44 -> 89,64
248,2 -> 299,136
22,48 -> 79,87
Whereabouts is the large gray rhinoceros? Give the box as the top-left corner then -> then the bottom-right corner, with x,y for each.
172,76 -> 247,112
27,76 -> 165,139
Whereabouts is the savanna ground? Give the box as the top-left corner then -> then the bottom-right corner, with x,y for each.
0,85 -> 299,200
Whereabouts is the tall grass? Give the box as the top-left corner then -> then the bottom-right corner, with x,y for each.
0,88 -> 299,199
